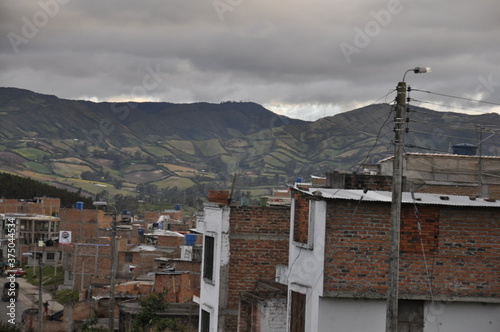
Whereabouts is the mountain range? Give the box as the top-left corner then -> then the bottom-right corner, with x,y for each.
1,87 -> 499,204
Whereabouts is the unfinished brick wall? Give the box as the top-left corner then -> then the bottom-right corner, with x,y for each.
322,199 -> 500,300
292,193 -> 309,244
157,234 -> 185,247
154,272 -> 195,303
224,206 -> 290,332
59,209 -> 110,242
0,198 -> 60,215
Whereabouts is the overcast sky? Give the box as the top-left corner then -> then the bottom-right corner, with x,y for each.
1,0 -> 500,120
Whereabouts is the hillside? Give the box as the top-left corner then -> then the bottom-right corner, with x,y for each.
1,87 -> 498,205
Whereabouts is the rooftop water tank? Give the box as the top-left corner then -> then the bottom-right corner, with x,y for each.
76,201 -> 84,210
452,143 -> 478,156
185,234 -> 197,246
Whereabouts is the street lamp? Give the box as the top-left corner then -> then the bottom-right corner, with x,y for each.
386,67 -> 431,332
93,201 -> 118,331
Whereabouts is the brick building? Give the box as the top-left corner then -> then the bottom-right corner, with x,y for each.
284,187 -> 500,331
0,197 -> 61,266
58,207 -> 110,243
197,202 -> 290,332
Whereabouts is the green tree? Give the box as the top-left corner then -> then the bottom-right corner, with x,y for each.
132,291 -> 186,332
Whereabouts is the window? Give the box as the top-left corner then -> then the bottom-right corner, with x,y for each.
125,252 -> 133,263
200,309 -> 210,332
398,300 -> 424,332
203,235 -> 215,281
46,253 -> 55,260
290,291 -> 306,332
293,194 -> 313,248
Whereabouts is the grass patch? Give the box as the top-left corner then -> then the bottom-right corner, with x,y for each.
14,147 -> 50,161
25,161 -> 52,174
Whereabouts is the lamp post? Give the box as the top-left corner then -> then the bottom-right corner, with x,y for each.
386,67 -> 430,332
93,201 -> 118,331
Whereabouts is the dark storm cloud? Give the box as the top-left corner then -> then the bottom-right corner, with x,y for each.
1,0 -> 499,119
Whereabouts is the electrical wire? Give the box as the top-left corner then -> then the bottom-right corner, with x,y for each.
410,98 -> 491,115
355,103 -> 394,173
411,89 -> 500,108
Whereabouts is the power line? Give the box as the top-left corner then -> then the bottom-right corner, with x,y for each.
411,89 -> 500,107
410,98 -> 491,115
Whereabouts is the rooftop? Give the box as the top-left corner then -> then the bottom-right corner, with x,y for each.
299,188 -> 500,207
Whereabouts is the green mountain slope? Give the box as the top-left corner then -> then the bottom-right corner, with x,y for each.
1,87 -> 498,203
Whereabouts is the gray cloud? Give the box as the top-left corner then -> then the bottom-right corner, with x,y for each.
1,0 -> 500,120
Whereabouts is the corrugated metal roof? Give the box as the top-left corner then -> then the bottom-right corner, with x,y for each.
378,152 -> 500,164
299,188 -> 500,207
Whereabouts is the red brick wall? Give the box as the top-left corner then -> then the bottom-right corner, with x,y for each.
157,234 -> 185,247
323,199 -> 500,300
224,206 -> 290,332
154,273 -> 195,303
0,198 -> 60,215
293,193 -> 309,244
59,209 -> 109,242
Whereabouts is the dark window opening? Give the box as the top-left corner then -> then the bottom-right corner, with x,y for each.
290,291 -> 306,332
201,309 -> 210,332
203,235 -> 215,281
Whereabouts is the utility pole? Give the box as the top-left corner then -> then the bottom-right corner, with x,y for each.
386,67 -> 430,332
109,210 -> 117,331
93,201 -> 118,331
386,81 -> 406,332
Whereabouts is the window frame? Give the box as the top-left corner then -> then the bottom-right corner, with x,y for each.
203,234 -> 215,283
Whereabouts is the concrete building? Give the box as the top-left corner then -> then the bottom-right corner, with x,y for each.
379,152 -> 500,197
0,197 -> 61,266
283,187 -> 500,332
197,201 -> 290,332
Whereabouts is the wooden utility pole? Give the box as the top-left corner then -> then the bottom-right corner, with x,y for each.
386,81 -> 406,332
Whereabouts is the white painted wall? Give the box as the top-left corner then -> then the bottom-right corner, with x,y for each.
198,204 -> 230,332
259,297 -> 287,332
424,301 -> 500,332
286,200 -> 327,332
316,298 -> 500,332
318,297 -> 387,332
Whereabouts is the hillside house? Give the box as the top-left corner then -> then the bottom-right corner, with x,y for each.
283,187 -> 500,331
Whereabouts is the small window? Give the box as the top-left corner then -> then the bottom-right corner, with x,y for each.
203,235 -> 215,281
46,253 -> 55,260
201,309 -> 210,332
125,252 -> 133,263
398,300 -> 424,332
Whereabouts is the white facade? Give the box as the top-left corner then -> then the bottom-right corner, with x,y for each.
317,298 -> 500,332
285,199 -> 327,331
198,204 -> 230,332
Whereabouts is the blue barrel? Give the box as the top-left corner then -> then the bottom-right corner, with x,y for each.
76,202 -> 84,210
138,228 -> 145,236
174,204 -> 181,211
185,234 -> 197,246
